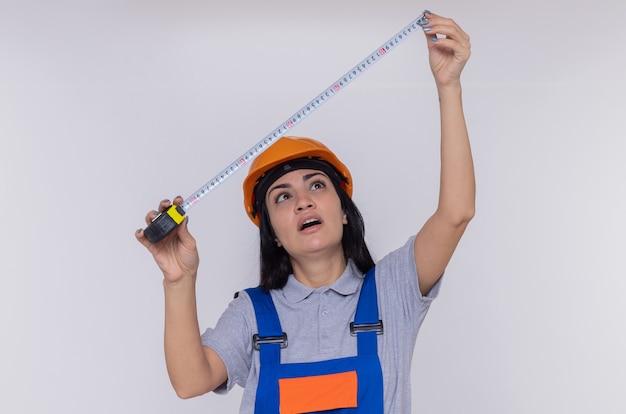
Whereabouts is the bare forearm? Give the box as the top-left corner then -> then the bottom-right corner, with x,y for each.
437,83 -> 475,223
163,275 -> 215,398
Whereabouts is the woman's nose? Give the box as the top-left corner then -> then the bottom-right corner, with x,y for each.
295,193 -> 315,211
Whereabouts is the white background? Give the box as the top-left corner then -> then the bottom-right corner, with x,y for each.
2,0 -> 625,413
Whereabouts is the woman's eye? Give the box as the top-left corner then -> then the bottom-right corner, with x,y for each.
311,181 -> 326,191
276,193 -> 290,203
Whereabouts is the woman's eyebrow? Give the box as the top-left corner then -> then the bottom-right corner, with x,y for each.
302,172 -> 327,181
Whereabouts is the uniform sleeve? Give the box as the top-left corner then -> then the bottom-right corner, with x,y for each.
375,235 -> 443,332
201,291 -> 256,394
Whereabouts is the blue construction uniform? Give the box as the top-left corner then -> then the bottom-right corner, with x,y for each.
245,267 -> 383,413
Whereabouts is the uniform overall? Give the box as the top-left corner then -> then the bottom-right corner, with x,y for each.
245,267 -> 384,414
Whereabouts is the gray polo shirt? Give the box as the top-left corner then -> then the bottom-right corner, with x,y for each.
201,235 -> 441,413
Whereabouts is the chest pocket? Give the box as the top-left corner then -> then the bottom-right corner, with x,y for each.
279,371 -> 357,413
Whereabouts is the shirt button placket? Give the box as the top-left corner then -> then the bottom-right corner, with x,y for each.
319,289 -> 332,353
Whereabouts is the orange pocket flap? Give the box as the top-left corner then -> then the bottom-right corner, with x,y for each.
279,371 -> 357,414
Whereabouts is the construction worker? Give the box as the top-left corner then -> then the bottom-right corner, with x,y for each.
137,10 -> 474,413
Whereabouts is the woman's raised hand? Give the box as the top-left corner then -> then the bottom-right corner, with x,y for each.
420,11 -> 471,89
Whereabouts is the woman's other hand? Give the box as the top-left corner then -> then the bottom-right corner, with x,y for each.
136,196 -> 199,284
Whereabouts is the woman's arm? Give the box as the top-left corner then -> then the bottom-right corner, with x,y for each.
136,197 -> 227,398
413,12 -> 476,295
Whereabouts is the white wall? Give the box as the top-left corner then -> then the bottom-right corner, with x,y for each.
2,1 -> 625,412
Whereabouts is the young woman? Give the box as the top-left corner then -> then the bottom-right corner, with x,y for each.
137,10 -> 474,413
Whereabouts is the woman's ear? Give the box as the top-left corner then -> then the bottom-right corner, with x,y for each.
343,213 -> 348,225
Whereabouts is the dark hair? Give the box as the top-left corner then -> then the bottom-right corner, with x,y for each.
257,178 -> 375,291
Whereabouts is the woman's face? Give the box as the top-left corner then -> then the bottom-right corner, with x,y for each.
264,168 -> 347,260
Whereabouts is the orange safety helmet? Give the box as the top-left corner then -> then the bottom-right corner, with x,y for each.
243,136 -> 353,226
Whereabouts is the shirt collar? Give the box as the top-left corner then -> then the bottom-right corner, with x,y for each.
281,260 -> 364,304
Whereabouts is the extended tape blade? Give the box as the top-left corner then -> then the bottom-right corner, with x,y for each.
179,13 -> 426,213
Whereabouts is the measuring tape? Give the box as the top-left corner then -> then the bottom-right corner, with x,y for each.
144,12 -> 428,243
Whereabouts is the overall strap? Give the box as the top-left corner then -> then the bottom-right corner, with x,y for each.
352,267 -> 382,356
245,287 -> 286,366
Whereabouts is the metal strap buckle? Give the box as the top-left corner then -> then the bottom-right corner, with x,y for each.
252,333 -> 288,351
349,320 -> 384,336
